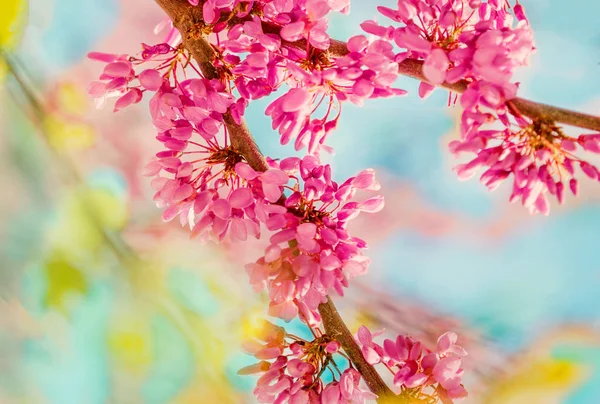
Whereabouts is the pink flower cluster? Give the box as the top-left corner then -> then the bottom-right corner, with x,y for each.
452,82 -> 600,215
88,43 -> 181,110
88,52 -> 142,111
194,0 -> 351,49
89,46 -> 265,241
87,0 -> 600,400
357,327 -> 468,403
276,0 -> 351,50
240,321 -> 376,403
88,40 -> 386,324
141,75 -> 261,241
245,156 -> 384,323
261,45 -> 406,154
80,1 -> 550,401
372,0 -> 534,97
209,2 -> 408,154
358,0 -> 600,214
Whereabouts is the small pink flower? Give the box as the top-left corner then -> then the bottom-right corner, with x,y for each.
356,326 -> 383,364
139,69 -> 163,91
236,163 -> 289,203
423,48 -> 449,85
433,356 -> 464,391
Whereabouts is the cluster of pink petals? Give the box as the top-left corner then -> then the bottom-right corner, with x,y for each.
89,44 -> 272,241
88,53 -> 142,110
187,0 -> 251,26
265,86 -> 326,153
335,35 -> 408,104
357,327 -> 468,403
135,73 -> 265,240
318,368 -> 376,404
226,18 -> 282,101
88,3 -> 487,402
88,44 -> 179,110
212,3 -> 408,154
373,0 -> 534,97
276,0 -> 351,50
263,53 -> 406,154
240,321 -> 375,403
88,40 -> 389,309
362,0 -> 599,216
188,0 -> 350,46
451,82 -> 600,215
245,156 -> 383,323
147,152 -> 292,242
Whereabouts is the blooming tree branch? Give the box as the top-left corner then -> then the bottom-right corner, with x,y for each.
156,0 -> 270,171
263,30 -> 600,133
318,297 -> 395,400
155,1 -> 396,399
87,0 -> 600,402
157,0 -> 600,133
268,29 -> 600,133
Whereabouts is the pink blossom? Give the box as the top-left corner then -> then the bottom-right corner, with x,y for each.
356,327 -> 468,402
377,0 -> 535,97
236,163 -> 289,203
451,82 -> 600,215
266,87 -> 313,147
240,323 -> 371,404
245,156 -> 383,322
437,332 -> 468,357
356,326 -> 383,364
423,49 -> 449,85
88,42 -> 182,109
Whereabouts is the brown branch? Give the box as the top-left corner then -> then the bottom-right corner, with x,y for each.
386,58 -> 600,132
155,0 -> 396,401
281,35 -> 600,132
319,297 -> 396,400
156,0 -> 268,171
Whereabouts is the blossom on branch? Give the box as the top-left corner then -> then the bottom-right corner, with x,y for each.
375,0 -> 534,96
245,156 -> 383,324
239,320 -> 376,403
452,81 -> 600,215
356,327 -> 468,403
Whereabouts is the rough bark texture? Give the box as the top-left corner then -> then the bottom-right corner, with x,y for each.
155,0 -> 269,171
319,296 -> 397,400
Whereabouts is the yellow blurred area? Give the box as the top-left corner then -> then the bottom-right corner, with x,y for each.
44,116 -> 95,150
0,0 -> 27,48
353,310 -> 379,334
48,187 -> 129,259
108,315 -> 153,371
43,82 -> 96,150
484,359 -> 589,404
127,258 -> 168,299
171,377 -> 239,404
239,306 -> 274,340
43,256 -> 87,312
0,0 -> 27,77
55,82 -> 89,116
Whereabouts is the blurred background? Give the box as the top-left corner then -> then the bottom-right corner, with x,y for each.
1,0 -> 599,403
